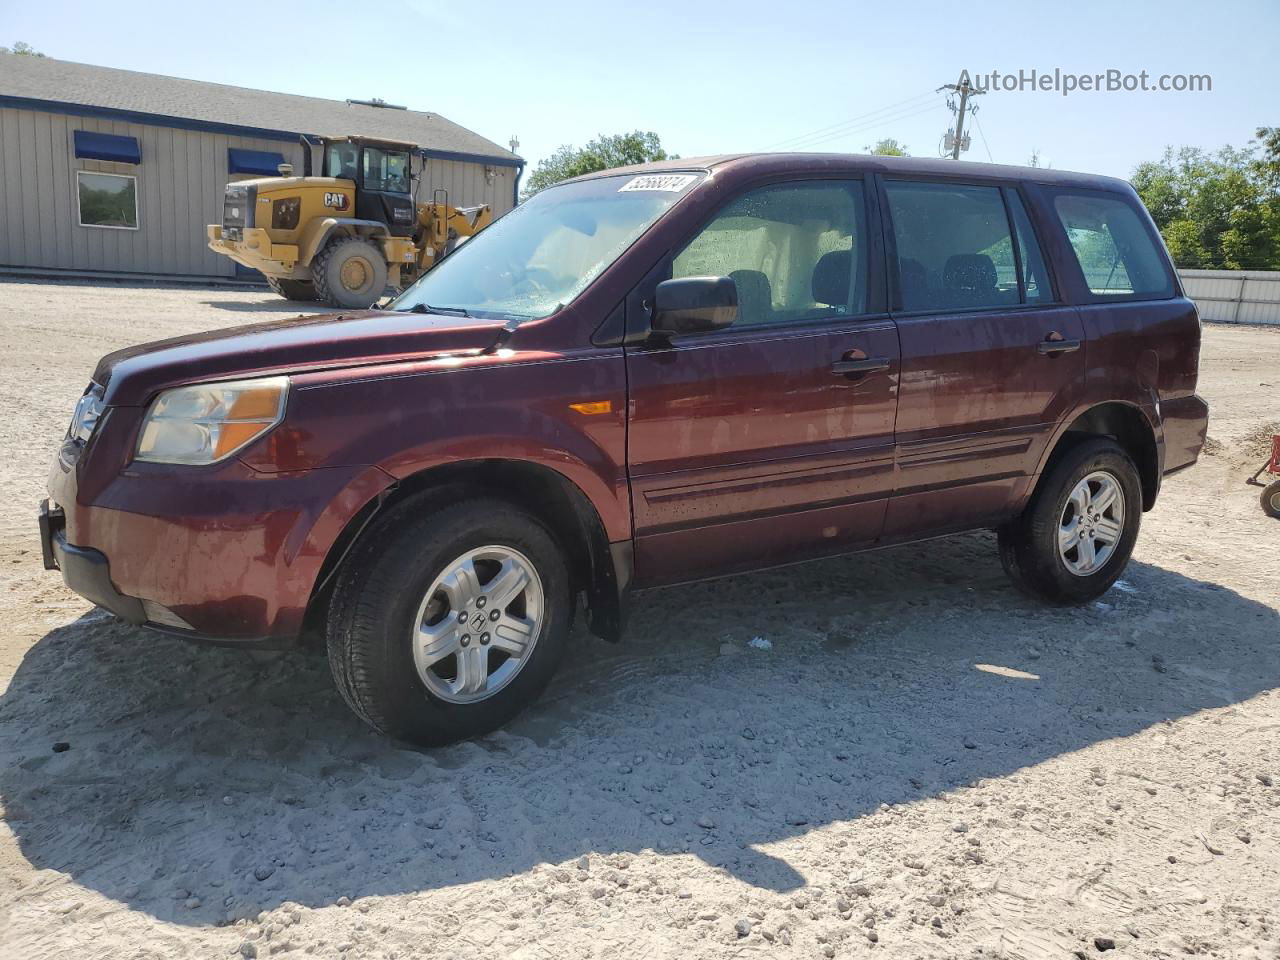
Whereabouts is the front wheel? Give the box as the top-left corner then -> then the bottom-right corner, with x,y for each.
997,438 -> 1142,604
1262,479 -> 1280,519
326,498 -> 572,745
312,237 -> 388,309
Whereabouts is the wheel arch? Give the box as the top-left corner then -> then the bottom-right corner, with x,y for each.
299,217 -> 391,266
307,458 -> 630,643
1039,401 -> 1161,511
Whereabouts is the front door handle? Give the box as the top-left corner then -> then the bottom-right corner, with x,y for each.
1037,333 -> 1081,356
832,356 -> 891,376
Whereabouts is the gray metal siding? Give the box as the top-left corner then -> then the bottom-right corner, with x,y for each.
1180,269 -> 1280,326
0,106 -> 513,279
421,156 -> 516,220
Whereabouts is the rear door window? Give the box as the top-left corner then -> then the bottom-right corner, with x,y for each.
672,180 -> 868,327
1052,192 -> 1174,299
884,181 -> 1021,311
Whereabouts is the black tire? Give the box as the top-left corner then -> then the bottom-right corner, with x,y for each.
326,497 -> 572,746
1262,479 -> 1280,519
997,437 -> 1142,605
311,237 -> 387,309
265,276 -> 318,302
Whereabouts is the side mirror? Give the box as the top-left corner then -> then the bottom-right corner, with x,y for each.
651,276 -> 738,337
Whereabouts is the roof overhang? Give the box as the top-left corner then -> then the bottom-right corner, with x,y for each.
0,94 -> 524,169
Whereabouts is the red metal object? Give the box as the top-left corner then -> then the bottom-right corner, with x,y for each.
1247,435 -> 1280,483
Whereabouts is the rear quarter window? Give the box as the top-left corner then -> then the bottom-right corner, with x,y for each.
1052,191 -> 1174,300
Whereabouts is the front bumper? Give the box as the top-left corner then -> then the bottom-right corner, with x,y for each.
44,428 -> 394,644
40,499 -> 146,624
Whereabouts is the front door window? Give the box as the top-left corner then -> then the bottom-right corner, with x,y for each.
672,181 -> 868,326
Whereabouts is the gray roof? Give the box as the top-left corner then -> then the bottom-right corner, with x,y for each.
0,54 -> 521,165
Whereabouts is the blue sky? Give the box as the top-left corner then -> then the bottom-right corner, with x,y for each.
3,0 -> 1274,181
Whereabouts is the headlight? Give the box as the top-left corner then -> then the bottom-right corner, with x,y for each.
67,384 -> 105,443
135,376 -> 288,465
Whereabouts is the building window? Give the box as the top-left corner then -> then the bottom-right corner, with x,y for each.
77,171 -> 139,230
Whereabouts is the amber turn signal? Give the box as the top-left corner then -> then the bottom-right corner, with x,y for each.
568,400 -> 612,415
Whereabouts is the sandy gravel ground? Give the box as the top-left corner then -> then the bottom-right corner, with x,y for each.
1,279 -> 1278,960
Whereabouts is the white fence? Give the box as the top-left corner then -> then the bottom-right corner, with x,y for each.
1179,269 -> 1280,326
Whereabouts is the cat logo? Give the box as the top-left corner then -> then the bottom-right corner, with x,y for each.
323,192 -> 350,211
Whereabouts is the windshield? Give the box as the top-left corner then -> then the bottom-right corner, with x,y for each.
363,146 -> 410,193
391,172 -> 704,319
325,143 -> 359,181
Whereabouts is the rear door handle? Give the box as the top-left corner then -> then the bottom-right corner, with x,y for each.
1037,337 -> 1081,356
832,356 -> 891,376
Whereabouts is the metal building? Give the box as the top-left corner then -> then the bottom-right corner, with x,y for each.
0,56 -> 523,280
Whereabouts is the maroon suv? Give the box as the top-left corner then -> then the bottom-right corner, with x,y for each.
40,154 -> 1208,744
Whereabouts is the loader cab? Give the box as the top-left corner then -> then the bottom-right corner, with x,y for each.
322,137 -> 417,238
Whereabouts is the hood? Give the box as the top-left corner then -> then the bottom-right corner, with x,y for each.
95,309 -> 503,406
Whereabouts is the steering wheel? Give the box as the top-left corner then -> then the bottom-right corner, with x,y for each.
509,267 -> 557,300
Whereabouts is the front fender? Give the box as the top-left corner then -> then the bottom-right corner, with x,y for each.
244,350 -> 632,542
299,217 -> 390,265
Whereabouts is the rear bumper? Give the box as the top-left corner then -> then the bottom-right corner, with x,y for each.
206,225 -> 302,279
1161,394 -> 1210,475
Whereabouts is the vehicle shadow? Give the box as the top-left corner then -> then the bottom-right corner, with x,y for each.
2,531 -> 1277,927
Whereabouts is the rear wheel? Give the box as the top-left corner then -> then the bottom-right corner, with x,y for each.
312,237 -> 388,309
997,438 -> 1142,604
326,498 -> 572,746
265,276 -> 317,302
1262,479 -> 1280,519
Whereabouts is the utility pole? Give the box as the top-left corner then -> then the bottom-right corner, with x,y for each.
938,73 -> 984,159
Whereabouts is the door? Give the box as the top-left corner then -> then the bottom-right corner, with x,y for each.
880,178 -> 1086,539
625,179 -> 900,587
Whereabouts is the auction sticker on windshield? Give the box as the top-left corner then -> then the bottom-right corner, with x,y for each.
618,174 -> 699,192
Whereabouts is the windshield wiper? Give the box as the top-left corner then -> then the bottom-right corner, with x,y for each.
402,303 -> 471,317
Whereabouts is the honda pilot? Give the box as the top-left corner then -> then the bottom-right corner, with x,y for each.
40,154 -> 1209,745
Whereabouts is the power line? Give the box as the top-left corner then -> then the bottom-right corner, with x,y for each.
763,90 -> 938,151
781,105 -> 944,152
769,94 -> 939,151
972,111 -> 994,162
785,101 -> 946,152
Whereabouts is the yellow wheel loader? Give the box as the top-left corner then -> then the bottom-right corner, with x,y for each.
207,136 -> 493,309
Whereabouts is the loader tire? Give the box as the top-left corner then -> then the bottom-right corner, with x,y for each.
312,237 -> 387,309
265,277 -> 318,302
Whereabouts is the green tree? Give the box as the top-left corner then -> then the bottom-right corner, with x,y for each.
522,131 -> 674,200
864,138 -> 908,156
1,41 -> 46,56
1132,140 -> 1280,270
1255,126 -> 1280,187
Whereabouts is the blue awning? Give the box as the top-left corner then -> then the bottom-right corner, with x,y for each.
228,147 -> 286,176
73,130 -> 141,164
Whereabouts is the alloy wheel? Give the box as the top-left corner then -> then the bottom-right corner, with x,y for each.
411,546 -> 544,703
1058,470 -> 1125,576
